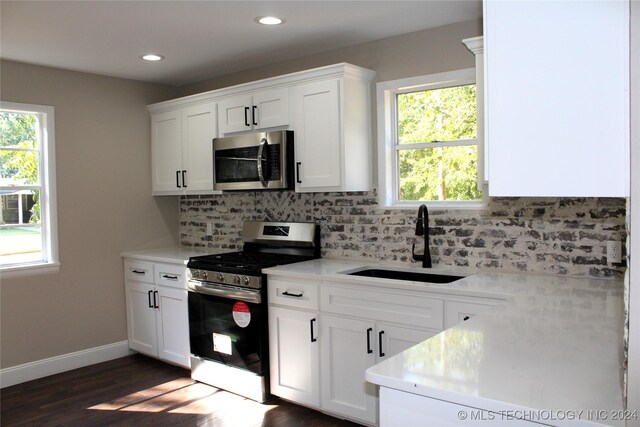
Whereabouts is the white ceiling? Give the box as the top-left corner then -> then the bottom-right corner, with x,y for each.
0,1 -> 482,86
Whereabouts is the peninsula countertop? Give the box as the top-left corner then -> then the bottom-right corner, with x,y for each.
264,258 -> 626,426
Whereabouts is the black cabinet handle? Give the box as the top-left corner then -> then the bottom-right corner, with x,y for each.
282,291 -> 303,298
379,330 -> 385,357
366,328 -> 373,354
153,291 -> 159,309
132,269 -> 145,275
244,107 -> 250,127
182,170 -> 187,188
162,274 -> 178,280
463,315 -> 470,321
310,318 -> 317,342
147,290 -> 153,308
296,162 -> 302,183
176,170 -> 181,188
252,105 -> 258,126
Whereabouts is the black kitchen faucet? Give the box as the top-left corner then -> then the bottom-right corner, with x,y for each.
412,204 -> 432,268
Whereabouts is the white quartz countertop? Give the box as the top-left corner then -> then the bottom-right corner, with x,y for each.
264,258 -> 625,426
121,246 -> 230,264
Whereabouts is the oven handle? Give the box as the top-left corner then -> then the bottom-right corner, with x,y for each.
256,138 -> 268,188
188,281 -> 262,304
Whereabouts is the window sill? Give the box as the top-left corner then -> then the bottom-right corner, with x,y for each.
1,261 -> 61,279
380,201 -> 487,211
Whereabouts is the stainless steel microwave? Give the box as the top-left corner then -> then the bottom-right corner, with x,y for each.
212,130 -> 293,191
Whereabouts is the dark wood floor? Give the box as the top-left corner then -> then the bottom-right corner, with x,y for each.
1,354 -> 360,427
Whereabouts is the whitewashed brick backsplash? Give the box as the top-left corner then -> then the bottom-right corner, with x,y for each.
180,191 -> 627,278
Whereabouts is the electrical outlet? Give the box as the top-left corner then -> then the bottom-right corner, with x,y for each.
206,222 -> 213,235
607,241 -> 622,264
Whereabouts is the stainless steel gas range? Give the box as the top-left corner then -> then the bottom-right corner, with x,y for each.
186,221 -> 319,402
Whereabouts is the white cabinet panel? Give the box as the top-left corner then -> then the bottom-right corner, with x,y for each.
378,324 -> 438,362
218,95 -> 253,134
151,110 -> 182,194
182,103 -> 216,192
445,299 -> 498,329
218,89 -> 289,135
485,0 -> 629,196
320,314 -> 377,425
291,79 -> 342,190
125,280 -> 157,357
156,286 -> 190,368
269,306 -> 320,407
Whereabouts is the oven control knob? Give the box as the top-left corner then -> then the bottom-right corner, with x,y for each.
217,272 -> 224,282
242,276 -> 250,286
233,275 -> 240,285
202,271 -> 208,280
192,270 -> 200,279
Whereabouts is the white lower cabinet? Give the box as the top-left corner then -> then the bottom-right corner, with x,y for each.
320,315 -> 378,424
124,259 -> 190,368
268,306 -> 320,407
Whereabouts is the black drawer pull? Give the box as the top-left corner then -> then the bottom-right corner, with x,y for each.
132,269 -> 145,275
147,290 -> 153,308
366,328 -> 373,354
153,290 -> 159,309
176,170 -> 181,188
252,105 -> 258,126
463,315 -> 470,321
296,162 -> 302,183
282,291 -> 303,298
182,170 -> 187,188
244,107 -> 250,127
379,330 -> 385,357
162,274 -> 178,280
310,318 -> 317,342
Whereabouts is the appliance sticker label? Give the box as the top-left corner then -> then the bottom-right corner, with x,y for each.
212,333 -> 232,355
232,301 -> 251,328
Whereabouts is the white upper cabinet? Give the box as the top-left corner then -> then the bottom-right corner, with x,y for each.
484,0 -> 629,197
217,88 -> 289,135
149,63 -> 374,195
151,102 -> 217,195
291,66 -> 375,193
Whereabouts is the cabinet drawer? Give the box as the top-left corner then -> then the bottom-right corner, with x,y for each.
124,259 -> 154,284
268,277 -> 318,310
155,263 -> 187,289
321,285 -> 444,330
444,299 -> 499,329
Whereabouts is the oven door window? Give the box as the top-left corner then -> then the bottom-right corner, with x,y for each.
188,291 -> 266,375
214,145 -> 281,183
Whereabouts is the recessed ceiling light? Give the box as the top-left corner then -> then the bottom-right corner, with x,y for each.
141,54 -> 165,61
255,16 -> 284,26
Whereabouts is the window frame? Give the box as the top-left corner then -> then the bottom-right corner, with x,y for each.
376,68 -> 486,209
1,101 -> 59,275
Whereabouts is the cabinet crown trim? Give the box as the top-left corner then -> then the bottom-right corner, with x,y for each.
148,62 -> 375,113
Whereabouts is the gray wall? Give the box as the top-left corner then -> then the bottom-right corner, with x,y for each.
0,60 -> 180,368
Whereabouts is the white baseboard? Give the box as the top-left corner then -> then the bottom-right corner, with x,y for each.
0,340 -> 134,388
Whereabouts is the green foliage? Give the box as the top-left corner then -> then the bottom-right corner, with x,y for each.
0,112 -> 41,222
397,85 -> 482,202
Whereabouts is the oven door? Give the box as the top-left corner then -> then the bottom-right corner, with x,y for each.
213,131 -> 290,191
188,282 -> 267,375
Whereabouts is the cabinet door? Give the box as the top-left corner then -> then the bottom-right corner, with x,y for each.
253,88 -> 289,129
151,110 -> 183,194
182,103 -> 216,192
377,324 -> 438,362
320,314 -> 377,425
269,306 -> 320,407
485,0 -> 629,196
125,281 -> 157,357
155,286 -> 190,368
217,95 -> 253,134
291,79 -> 342,191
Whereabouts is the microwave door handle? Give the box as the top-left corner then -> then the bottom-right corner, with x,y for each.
256,138 -> 268,188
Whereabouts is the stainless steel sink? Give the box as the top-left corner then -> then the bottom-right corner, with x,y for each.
346,268 -> 464,284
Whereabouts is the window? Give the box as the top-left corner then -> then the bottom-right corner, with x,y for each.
377,68 -> 484,208
0,102 -> 58,272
